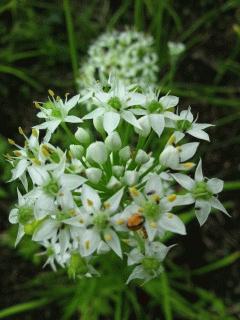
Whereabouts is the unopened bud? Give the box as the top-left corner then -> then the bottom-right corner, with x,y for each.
75,127 -> 91,145
119,146 -> 131,162
135,149 -> 149,164
86,141 -> 108,165
85,168 -> 102,184
105,131 -> 122,152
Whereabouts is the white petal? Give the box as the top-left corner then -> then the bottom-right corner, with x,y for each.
159,213 -> 186,235
127,248 -> 144,265
210,197 -> 230,216
82,107 -> 105,120
81,184 -> 101,212
9,208 -> 19,224
171,173 -> 195,191
28,166 -> 49,185
103,111 -> 120,134
149,114 -> 165,137
195,199 -> 211,226
160,95 -> 179,109
15,225 -> 25,246
173,193 -> 195,206
81,229 -> 101,256
126,265 -> 146,284
32,219 -> 59,241
145,174 -> 163,197
104,229 -> 122,258
64,94 -> 80,112
180,109 -> 194,122
34,119 -> 61,132
145,220 -> 158,241
65,115 -> 82,123
173,131 -> 185,143
180,142 -> 199,162
128,92 -> 146,106
207,178 -> 224,194
187,129 -> 210,141
105,188 -> 124,213
194,159 -> 204,181
59,228 -> 70,255
35,195 -> 55,219
9,159 -> 29,181
61,174 -> 86,190
121,110 -> 141,129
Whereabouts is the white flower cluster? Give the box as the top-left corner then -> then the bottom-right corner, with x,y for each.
7,77 -> 229,283
77,30 -> 159,92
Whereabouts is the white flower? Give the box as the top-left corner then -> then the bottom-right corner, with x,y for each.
126,241 -> 174,284
159,142 -> 199,170
86,141 -> 108,165
80,185 -> 124,258
168,41 -> 185,57
82,78 -> 145,133
34,93 -> 82,140
172,160 -> 230,225
169,108 -> 213,142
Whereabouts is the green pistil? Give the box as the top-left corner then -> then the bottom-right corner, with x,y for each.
192,181 -> 212,200
176,119 -> 192,132
18,206 -> 34,225
142,256 -> 160,272
43,180 -> 59,197
108,96 -> 122,110
92,211 -> 108,230
147,100 -> 163,113
143,201 -> 159,220
56,210 -> 74,221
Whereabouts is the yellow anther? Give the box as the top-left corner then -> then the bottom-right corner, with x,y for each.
167,213 -> 174,219
116,219 -> 125,225
13,151 -> 22,157
129,186 -> 140,197
167,194 -> 177,202
48,89 -> 55,97
85,240 -> 90,250
176,146 -> 182,151
104,234 -> 112,241
87,199 -> 93,207
167,134 -> 175,145
183,162 -> 194,169
151,194 -> 160,203
56,96 -> 61,101
79,218 -> 84,224
32,128 -> 39,137
104,201 -> 110,209
150,221 -> 157,228
138,207 -> 144,213
41,145 -> 50,157
34,101 -> 41,109
18,127 -> 24,135
8,138 -> 16,145
31,158 -> 41,166
65,92 -> 70,99
68,209 -> 76,216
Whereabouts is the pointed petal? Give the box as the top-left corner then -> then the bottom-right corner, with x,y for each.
160,95 -> 179,109
171,173 -> 195,191
121,110 -> 141,129
61,174 -> 86,190
104,229 -> 122,258
207,178 -> 224,194
82,107 -> 104,120
149,114 -> 165,137
65,115 -> 82,123
187,129 -> 210,141
81,184 -> 101,212
103,111 -> 120,134
9,208 -> 19,224
210,197 -> 230,216
64,94 -> 80,112
180,142 -> 199,162
105,188 -> 124,213
194,159 -> 204,181
9,159 -> 29,181
159,213 -> 186,235
81,229 -> 101,256
32,219 -> 59,241
195,199 -> 211,226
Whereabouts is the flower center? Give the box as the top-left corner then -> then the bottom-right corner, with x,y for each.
143,201 -> 159,220
18,206 -> 34,225
142,256 -> 160,271
108,96 -> 122,110
147,100 -> 163,113
192,181 -> 212,200
176,119 -> 192,131
43,179 -> 59,197
92,211 -> 108,230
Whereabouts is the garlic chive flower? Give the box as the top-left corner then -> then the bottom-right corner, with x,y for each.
7,76 -> 228,283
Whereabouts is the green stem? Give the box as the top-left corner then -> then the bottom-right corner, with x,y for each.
61,122 -> 77,144
63,0 -> 78,85
161,272 -> 173,320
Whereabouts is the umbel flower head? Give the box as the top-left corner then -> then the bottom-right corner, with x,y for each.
7,75 -> 229,284
77,29 -> 159,93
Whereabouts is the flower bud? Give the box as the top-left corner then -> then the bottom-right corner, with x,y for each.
105,131 -> 122,152
123,170 -> 138,186
159,145 -> 179,169
112,165 -> 124,177
75,127 -> 91,145
119,146 -> 131,162
85,168 -> 102,184
135,149 -> 149,164
93,116 -> 105,136
70,144 -> 84,159
86,141 -> 108,165
107,176 -> 121,189
135,116 -> 151,137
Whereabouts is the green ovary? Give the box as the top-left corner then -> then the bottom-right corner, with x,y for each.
108,96 -> 122,110
43,180 -> 59,196
143,201 -> 159,220
176,119 -> 192,131
18,206 -> 34,225
147,100 -> 163,113
93,212 -> 108,230
192,181 -> 212,200
142,257 -> 160,271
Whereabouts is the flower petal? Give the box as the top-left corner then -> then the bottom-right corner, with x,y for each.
180,142 -> 199,162
210,197 -> 230,216
149,114 -> 165,137
207,178 -> 224,194
194,159 -> 204,181
103,111 -> 120,134
121,110 -> 141,129
81,184 -> 101,212
171,173 -> 195,191
61,174 -> 86,190
159,213 -> 186,235
105,188 -> 124,213
81,229 -> 101,256
195,199 -> 211,226
104,229 -> 122,258
65,115 -> 82,123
